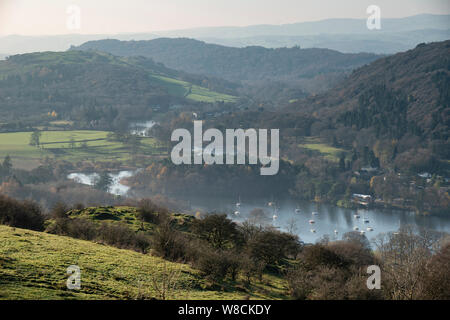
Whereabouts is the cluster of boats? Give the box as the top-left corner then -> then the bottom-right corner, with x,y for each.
234,199 -> 375,236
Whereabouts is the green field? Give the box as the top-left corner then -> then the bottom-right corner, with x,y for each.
152,75 -> 238,103
298,137 -> 347,162
0,223 -> 289,300
0,130 -> 163,169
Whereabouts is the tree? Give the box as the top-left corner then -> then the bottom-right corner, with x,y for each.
2,155 -> 12,172
247,228 -> 302,265
339,153 -> 346,172
149,262 -> 182,300
248,208 -> 270,226
420,243 -> 450,299
94,172 -> 113,192
69,137 -> 76,149
192,214 -> 241,250
374,226 -> 437,300
29,130 -> 42,147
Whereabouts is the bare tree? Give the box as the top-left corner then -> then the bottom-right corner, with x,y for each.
285,217 -> 298,235
150,262 -> 182,300
373,225 -> 441,300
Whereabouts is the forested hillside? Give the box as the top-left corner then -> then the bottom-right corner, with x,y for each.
73,38 -> 381,99
0,50 -> 238,125
289,41 -> 449,137
284,40 -> 450,166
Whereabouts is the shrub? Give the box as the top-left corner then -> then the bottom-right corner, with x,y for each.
246,228 -> 302,266
152,219 -> 187,261
137,198 -> 169,224
195,249 -> 231,283
47,216 -> 151,253
240,254 -> 266,285
301,244 -> 349,270
0,194 -> 44,231
50,202 -> 70,219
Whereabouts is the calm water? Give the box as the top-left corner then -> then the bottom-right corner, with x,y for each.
183,195 -> 450,244
129,120 -> 156,137
67,171 -> 135,196
67,170 -> 450,244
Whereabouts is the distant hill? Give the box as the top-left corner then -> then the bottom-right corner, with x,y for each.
73,38 -> 382,97
157,14 -> 450,38
0,33 -> 159,55
0,50 -> 238,122
2,14 -> 448,55
288,40 -> 450,140
200,29 -> 450,54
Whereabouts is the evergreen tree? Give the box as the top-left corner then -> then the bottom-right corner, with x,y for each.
2,155 -> 12,172
94,172 -> 113,192
29,130 -> 42,147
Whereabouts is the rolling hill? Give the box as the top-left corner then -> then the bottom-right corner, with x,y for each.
0,50 -> 238,122
73,38 -> 382,95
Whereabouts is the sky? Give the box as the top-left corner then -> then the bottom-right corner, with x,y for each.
0,0 -> 449,35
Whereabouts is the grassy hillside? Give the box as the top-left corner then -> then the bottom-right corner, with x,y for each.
0,224 -> 289,300
151,74 -> 237,103
64,206 -> 195,234
298,137 -> 347,162
0,130 -> 162,169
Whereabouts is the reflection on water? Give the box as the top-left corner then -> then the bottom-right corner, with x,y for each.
183,195 -> 450,244
67,171 -> 135,196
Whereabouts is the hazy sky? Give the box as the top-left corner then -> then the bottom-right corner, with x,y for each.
1,0 -> 449,35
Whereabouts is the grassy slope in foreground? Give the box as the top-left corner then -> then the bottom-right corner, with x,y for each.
0,225 -> 288,300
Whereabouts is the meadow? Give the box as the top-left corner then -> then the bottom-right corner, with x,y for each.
298,137 -> 347,162
151,75 -> 238,103
0,130 -> 163,169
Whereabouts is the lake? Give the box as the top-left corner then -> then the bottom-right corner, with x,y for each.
67,170 -> 136,196
67,170 -> 450,244
174,195 -> 450,244
129,120 -> 156,137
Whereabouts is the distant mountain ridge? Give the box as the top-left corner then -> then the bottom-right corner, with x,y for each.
199,28 -> 450,54
1,14 -> 448,55
157,14 -> 450,38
